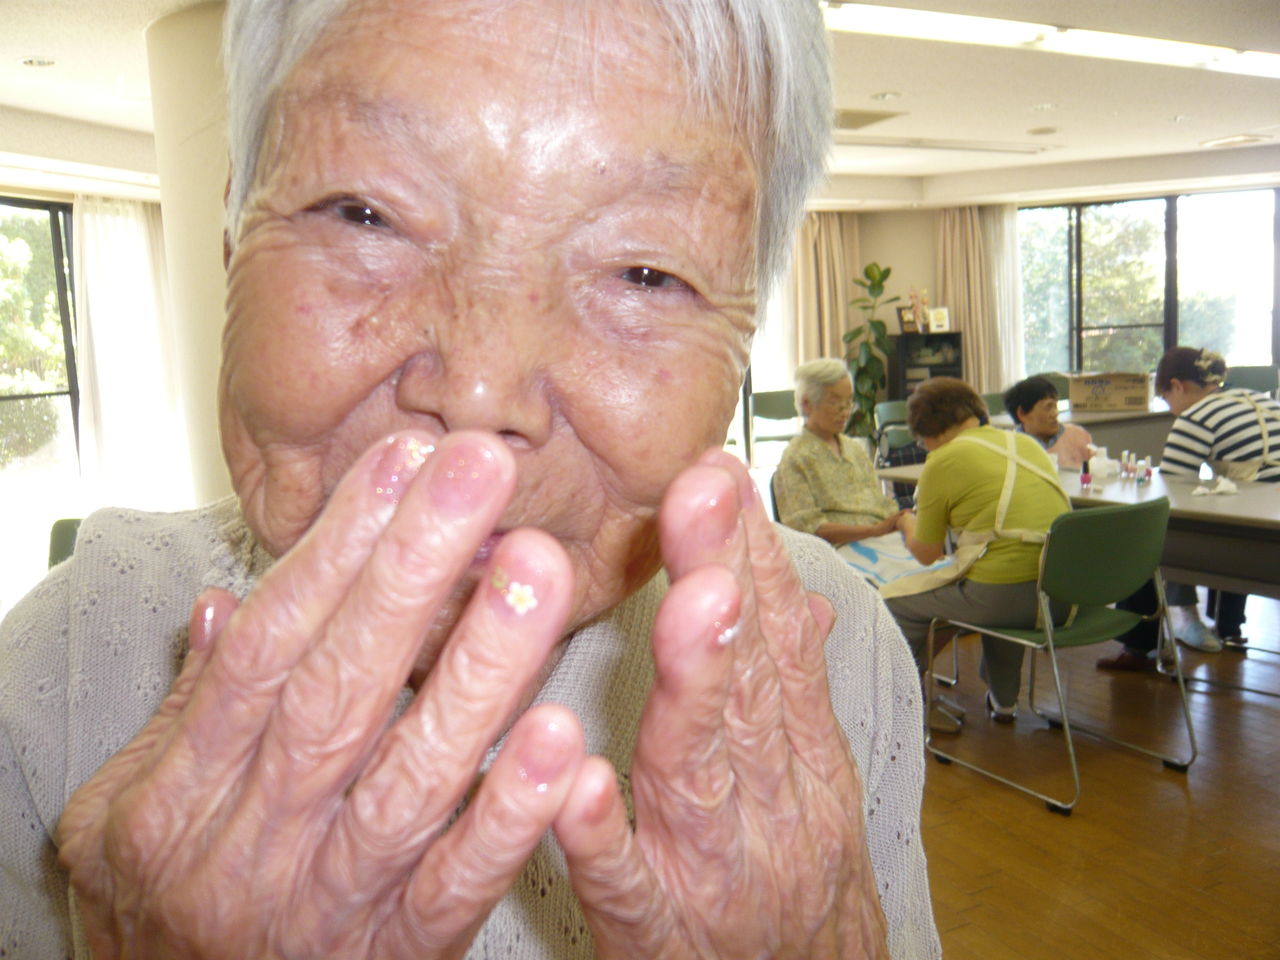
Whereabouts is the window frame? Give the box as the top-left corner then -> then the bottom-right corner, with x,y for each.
0,195 -> 80,450
1020,187 -> 1280,373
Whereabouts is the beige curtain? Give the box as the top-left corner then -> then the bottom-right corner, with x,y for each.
981,204 -> 1026,388
793,211 -> 860,364
937,207 -> 998,391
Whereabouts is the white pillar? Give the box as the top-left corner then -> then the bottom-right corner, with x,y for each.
146,2 -> 232,504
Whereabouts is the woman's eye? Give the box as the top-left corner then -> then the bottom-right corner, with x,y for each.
621,266 -> 687,290
307,197 -> 388,228
334,202 -> 386,227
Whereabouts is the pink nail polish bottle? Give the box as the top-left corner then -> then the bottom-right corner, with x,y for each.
1080,459 -> 1092,492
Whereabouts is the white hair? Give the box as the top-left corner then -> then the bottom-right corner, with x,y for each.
221,0 -> 830,301
793,357 -> 848,413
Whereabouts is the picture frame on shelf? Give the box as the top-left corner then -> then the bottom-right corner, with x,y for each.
896,305 -> 919,333
927,307 -> 951,332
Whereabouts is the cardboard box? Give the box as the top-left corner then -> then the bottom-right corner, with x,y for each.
1067,372 -> 1151,412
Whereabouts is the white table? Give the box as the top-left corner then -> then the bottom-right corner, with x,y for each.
876,463 -> 1280,600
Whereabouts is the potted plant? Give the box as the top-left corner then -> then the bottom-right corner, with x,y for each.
842,261 -> 900,436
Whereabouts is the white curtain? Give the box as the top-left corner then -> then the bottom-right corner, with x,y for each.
793,211 -> 860,363
73,196 -> 195,510
937,205 -> 1025,393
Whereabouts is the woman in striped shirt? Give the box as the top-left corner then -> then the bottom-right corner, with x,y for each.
1100,347 -> 1278,669
1159,347 -> 1279,645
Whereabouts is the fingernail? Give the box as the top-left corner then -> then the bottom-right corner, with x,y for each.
490,564 -> 541,617
517,716 -> 576,792
709,589 -> 740,646
191,595 -> 218,651
373,435 -> 434,503
692,484 -> 741,554
428,438 -> 500,515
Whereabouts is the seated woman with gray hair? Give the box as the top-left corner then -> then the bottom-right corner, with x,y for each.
773,359 -> 947,592
773,358 -> 905,546
0,0 -> 940,957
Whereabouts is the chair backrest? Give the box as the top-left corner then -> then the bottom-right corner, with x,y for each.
1038,498 -> 1170,607
1035,371 -> 1070,399
874,399 -> 907,430
48,518 -> 82,568
980,392 -> 1005,420
1225,365 -> 1279,396
751,390 -> 798,421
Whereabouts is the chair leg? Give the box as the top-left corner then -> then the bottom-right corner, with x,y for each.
1036,591 -> 1198,771
932,633 -> 961,687
926,621 -> 1082,814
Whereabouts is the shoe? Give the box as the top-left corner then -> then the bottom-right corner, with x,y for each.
928,702 -> 962,735
985,690 -> 1017,723
1096,648 -> 1157,672
1221,634 -> 1248,651
1176,619 -> 1223,653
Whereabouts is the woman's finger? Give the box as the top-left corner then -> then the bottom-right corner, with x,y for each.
306,526 -> 575,916
698,449 -> 854,784
554,756 -> 675,959
656,464 -> 790,786
56,588 -> 237,913
374,704 -> 587,956
246,431 -> 516,820
627,563 -> 740,824
163,432 -> 442,791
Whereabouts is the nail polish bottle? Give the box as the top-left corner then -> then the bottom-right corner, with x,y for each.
1142,457 -> 1153,484
1080,459 -> 1092,492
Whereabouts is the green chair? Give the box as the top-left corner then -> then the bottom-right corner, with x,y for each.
48,518 -> 82,568
874,399 -> 907,432
1036,371 -> 1070,399
980,392 -> 1006,420
1225,364 -> 1278,397
750,390 -> 799,441
925,497 -> 1197,815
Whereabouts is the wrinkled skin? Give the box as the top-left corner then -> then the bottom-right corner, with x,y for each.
55,0 -> 890,956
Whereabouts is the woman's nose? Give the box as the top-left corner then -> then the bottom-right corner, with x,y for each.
393,319 -> 555,449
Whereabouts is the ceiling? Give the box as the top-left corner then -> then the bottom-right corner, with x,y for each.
3,0 -> 1280,207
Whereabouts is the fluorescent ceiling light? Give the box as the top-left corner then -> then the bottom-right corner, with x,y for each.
820,3 -> 1280,80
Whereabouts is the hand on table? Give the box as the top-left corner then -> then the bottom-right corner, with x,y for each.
56,431 -> 587,959
554,449 -> 890,959
870,509 -> 908,538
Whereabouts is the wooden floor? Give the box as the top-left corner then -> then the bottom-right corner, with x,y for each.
920,595 -> 1280,960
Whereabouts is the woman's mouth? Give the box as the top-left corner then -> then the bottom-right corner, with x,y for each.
473,532 -> 505,567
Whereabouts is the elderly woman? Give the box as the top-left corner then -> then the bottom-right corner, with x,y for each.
773,358 -> 904,545
1002,374 -> 1093,470
1099,347 -> 1280,669
884,378 -> 1070,727
0,1 -> 939,958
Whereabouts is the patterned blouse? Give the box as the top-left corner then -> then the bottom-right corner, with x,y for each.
773,429 -> 897,535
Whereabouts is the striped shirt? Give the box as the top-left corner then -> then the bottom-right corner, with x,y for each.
1160,388 -> 1280,482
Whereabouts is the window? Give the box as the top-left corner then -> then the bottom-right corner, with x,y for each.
0,197 -> 80,613
1018,188 -> 1278,374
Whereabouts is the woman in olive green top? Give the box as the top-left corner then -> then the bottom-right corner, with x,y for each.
888,378 -> 1070,723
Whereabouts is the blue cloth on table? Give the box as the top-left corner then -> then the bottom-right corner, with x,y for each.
837,533 -> 953,588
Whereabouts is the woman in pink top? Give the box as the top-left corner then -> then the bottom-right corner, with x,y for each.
1002,375 -> 1093,469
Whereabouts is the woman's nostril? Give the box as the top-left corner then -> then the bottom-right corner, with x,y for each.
497,429 -> 531,450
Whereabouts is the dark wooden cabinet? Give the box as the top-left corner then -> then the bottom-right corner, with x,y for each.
887,332 -> 963,398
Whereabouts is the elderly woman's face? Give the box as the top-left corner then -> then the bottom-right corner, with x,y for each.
220,0 -> 758,647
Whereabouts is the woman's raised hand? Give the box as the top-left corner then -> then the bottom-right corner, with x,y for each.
554,449 -> 890,958
56,431 -> 586,959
